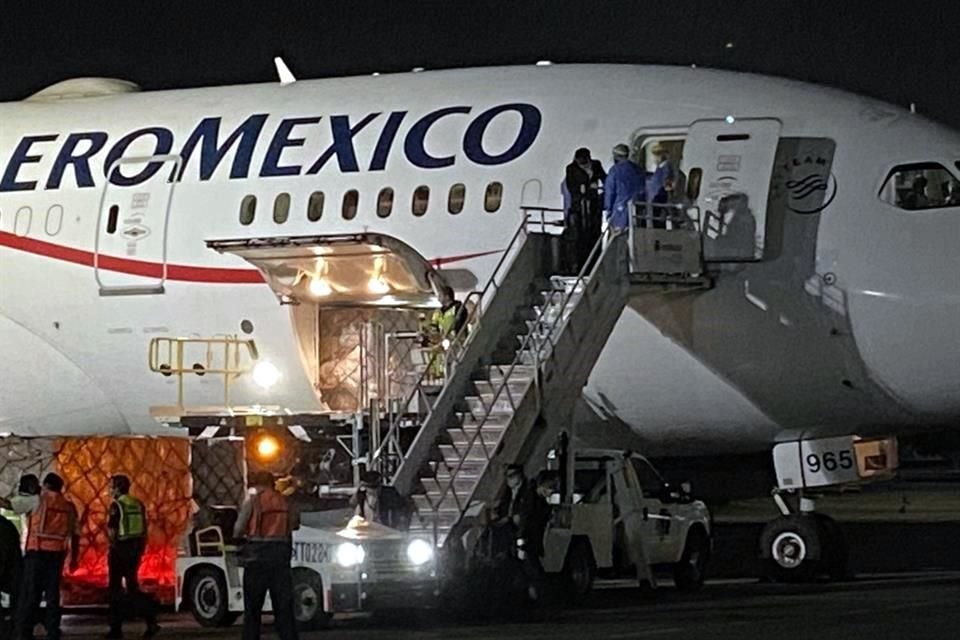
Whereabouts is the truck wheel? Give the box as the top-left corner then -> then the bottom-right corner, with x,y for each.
292,568 -> 332,631
188,566 -> 238,628
759,514 -> 821,583
673,528 -> 710,592
562,539 -> 596,604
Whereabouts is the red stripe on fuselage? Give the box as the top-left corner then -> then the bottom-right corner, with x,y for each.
0,230 -> 502,284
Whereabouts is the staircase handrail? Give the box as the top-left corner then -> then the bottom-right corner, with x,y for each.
423,227 -> 624,526
372,208 -> 562,475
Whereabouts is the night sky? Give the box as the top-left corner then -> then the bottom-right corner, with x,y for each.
3,1 -> 960,127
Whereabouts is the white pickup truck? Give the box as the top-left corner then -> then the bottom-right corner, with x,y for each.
175,515 -> 440,629
538,449 -> 712,599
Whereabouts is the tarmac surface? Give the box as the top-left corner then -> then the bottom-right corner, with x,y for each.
58,573 -> 960,639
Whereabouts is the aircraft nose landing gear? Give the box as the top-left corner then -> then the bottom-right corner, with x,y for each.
759,495 -> 849,583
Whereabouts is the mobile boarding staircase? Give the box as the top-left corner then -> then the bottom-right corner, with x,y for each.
372,202 -> 711,549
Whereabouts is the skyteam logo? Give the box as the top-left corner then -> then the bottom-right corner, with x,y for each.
0,103 -> 542,192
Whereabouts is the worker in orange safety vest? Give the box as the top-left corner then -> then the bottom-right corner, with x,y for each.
13,473 -> 79,640
233,471 -> 299,640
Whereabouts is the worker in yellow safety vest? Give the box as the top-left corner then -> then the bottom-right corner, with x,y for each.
106,474 -> 159,639
422,285 -> 467,382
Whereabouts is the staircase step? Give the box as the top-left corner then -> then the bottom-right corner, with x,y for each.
457,411 -> 512,429
474,378 -> 531,398
423,473 -> 478,496
478,389 -> 521,413
411,509 -> 462,533
487,364 -> 536,384
439,443 -> 491,467
434,452 -> 488,473
532,306 -> 572,326
412,493 -> 462,515
517,346 -> 552,366
465,395 -> 515,416
448,424 -> 507,448
424,485 -> 470,508
550,276 -> 586,292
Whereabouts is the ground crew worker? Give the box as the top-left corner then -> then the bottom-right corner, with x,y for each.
13,473 -> 79,640
492,465 -> 543,600
233,471 -> 298,640
106,475 -> 160,639
1,511 -> 22,638
423,285 -> 466,382
603,143 -> 646,232
349,471 -> 409,529
1,475 -> 40,639
0,474 -> 41,543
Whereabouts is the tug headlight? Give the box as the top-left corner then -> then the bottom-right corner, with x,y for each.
335,542 -> 365,568
254,434 -> 281,462
406,538 -> 434,566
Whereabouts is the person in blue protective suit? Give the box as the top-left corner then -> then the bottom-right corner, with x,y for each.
647,143 -> 676,204
603,143 -> 646,232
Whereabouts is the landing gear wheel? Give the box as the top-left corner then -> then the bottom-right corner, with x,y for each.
292,568 -> 332,631
673,528 -> 711,592
759,514 -> 821,583
562,539 -> 596,604
814,513 -> 849,581
188,567 -> 239,628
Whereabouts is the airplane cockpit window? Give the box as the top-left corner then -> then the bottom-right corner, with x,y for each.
879,162 -> 960,210
448,183 -> 466,214
273,193 -> 290,224
239,195 -> 256,225
307,191 -> 324,221
484,182 -> 503,213
342,190 -> 359,220
412,185 -> 430,217
377,187 -> 394,218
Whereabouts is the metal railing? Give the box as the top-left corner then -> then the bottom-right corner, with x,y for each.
417,225 -> 626,543
627,201 -> 704,274
370,208 -> 564,478
148,336 -> 259,410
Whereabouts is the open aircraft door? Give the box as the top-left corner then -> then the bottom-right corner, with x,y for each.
95,154 -> 181,295
680,118 -> 781,261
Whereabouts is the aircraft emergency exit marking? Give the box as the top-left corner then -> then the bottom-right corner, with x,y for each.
0,103 -> 542,192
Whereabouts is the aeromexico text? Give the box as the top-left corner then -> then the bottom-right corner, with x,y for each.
0,103 -> 542,192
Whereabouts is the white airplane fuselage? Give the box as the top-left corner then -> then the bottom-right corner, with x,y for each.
1,65 -> 958,456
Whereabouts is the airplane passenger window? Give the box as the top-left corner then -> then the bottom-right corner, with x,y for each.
484,182 -> 503,213
342,190 -> 359,220
239,195 -> 256,225
880,162 -> 960,210
15,206 -> 33,237
412,185 -> 430,217
377,187 -> 394,218
273,193 -> 291,224
307,191 -> 325,221
448,183 -> 466,214
106,205 -> 120,234
45,205 -> 64,236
